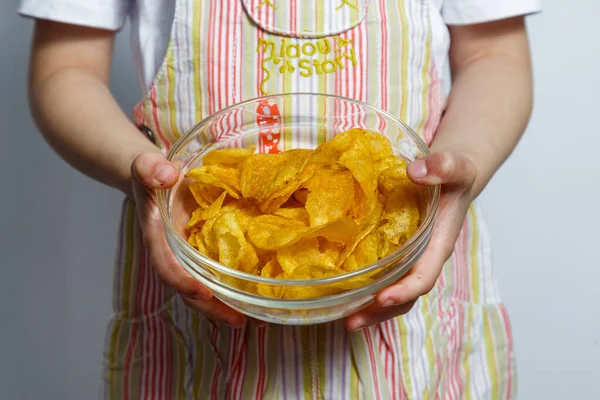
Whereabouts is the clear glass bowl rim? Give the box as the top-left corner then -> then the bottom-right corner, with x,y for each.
157,92 -> 440,287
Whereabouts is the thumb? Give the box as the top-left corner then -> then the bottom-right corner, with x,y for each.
131,152 -> 180,189
407,151 -> 476,188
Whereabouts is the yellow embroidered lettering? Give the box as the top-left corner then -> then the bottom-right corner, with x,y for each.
342,48 -> 357,67
336,0 -> 357,11
313,59 -> 325,75
301,43 -> 316,57
322,60 -> 337,73
335,36 -> 351,48
279,39 -> 287,58
260,60 -> 272,95
256,0 -> 277,10
257,38 -> 275,58
286,43 -> 300,58
316,39 -> 331,55
256,35 -> 357,88
279,60 -> 295,73
299,59 -> 313,77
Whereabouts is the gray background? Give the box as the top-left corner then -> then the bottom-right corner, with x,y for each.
1,0 -> 599,398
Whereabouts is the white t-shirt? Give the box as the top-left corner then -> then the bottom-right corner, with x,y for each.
19,0 -> 541,93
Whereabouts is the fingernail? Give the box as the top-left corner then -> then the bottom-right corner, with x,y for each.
408,160 -> 427,179
382,298 -> 396,307
156,164 -> 176,183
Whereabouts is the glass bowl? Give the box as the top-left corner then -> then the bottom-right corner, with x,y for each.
157,93 -> 439,325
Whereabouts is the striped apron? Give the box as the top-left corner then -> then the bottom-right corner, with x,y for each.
102,0 -> 516,398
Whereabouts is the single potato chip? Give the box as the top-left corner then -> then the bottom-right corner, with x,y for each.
202,145 -> 256,166
342,232 -> 380,271
203,164 -> 241,192
338,142 -> 377,197
348,182 -> 384,228
337,223 -> 376,268
186,167 -> 241,199
248,215 -> 357,251
185,191 -> 227,230
273,207 -> 311,226
379,186 -> 420,246
187,230 -> 199,247
212,212 -> 259,274
377,157 -> 415,195
277,238 -> 342,275
189,182 -> 224,209
240,149 -> 313,207
247,214 -> 307,251
303,169 -> 355,227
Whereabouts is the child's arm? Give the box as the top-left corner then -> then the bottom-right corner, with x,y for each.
28,20 -> 247,327
347,17 -> 533,330
433,16 -> 533,198
29,20 -> 157,196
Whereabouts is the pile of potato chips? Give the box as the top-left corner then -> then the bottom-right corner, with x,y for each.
185,128 -> 421,299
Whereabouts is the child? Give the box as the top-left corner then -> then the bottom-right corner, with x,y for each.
20,0 -> 540,398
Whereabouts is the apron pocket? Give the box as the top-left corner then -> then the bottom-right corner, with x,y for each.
241,0 -> 370,38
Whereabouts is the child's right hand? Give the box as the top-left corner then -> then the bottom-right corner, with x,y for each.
130,152 -> 248,328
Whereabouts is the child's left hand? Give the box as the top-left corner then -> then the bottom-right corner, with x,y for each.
345,151 -> 478,331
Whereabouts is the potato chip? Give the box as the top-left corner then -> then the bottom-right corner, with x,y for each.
202,145 -> 256,166
260,256 -> 284,278
348,182 -> 384,228
342,232 -> 380,271
292,188 -> 309,205
186,191 -> 227,230
379,186 -> 420,246
273,207 -> 310,226
303,169 -> 355,227
269,216 -> 359,250
261,163 -> 316,213
337,223 -> 376,268
247,215 -> 307,251
240,149 -> 312,205
212,212 -> 259,274
339,143 -> 377,198
187,230 -> 199,247
186,167 -> 241,199
189,182 -> 224,209
277,238 -> 342,275
203,164 -> 241,192
377,157 -> 415,195
307,131 -> 354,165
353,128 -> 394,161
189,230 -> 210,257
201,216 -> 219,257
248,214 -> 357,251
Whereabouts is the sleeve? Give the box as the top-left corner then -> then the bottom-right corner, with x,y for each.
18,0 -> 131,31
441,0 -> 542,25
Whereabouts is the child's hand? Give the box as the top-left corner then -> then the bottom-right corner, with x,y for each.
130,153 -> 248,328
345,151 -> 477,331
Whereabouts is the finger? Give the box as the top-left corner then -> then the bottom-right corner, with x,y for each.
133,184 -> 213,301
374,216 -> 457,308
345,300 -> 416,331
131,152 -> 179,189
181,295 -> 247,328
407,151 -> 476,188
